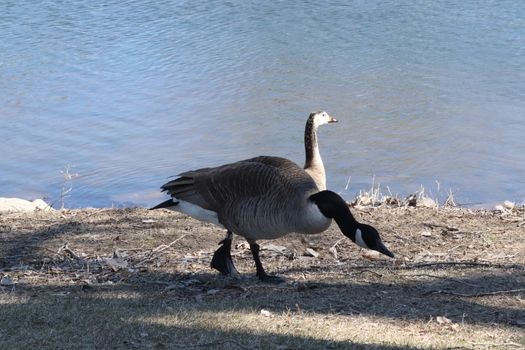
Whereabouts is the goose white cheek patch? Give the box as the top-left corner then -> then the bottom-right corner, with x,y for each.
355,229 -> 368,249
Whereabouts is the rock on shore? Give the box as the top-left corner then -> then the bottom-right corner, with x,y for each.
0,198 -> 54,213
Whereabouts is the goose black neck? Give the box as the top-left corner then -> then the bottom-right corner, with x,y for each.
304,116 -> 318,168
310,190 -> 359,241
332,208 -> 359,242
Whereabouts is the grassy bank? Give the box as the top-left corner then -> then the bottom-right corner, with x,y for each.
1,206 -> 524,349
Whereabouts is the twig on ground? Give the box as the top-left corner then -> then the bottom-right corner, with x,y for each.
406,261 -> 520,269
57,243 -> 80,259
423,222 -> 459,231
350,269 -> 383,278
143,280 -> 172,286
470,342 -> 523,348
397,273 -> 479,287
330,238 -> 346,250
483,253 -> 519,261
447,245 -> 466,253
423,288 -> 525,297
182,339 -> 251,349
134,234 -> 188,267
381,261 -> 525,273
329,238 -> 346,260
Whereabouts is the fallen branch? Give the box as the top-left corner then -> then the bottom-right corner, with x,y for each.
471,342 -> 523,348
134,234 -> 187,267
397,273 -> 479,287
423,222 -> 459,231
330,238 -> 346,250
329,238 -> 346,260
423,288 -> 525,297
404,261 -> 524,270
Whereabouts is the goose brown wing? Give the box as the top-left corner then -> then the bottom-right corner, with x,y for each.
160,156 -> 316,213
244,155 -> 301,169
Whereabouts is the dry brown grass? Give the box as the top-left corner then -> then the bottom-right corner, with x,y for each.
1,206 -> 524,349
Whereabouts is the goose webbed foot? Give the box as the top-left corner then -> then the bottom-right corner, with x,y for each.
249,242 -> 285,284
210,231 -> 239,277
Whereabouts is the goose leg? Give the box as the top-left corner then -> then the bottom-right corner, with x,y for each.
249,241 -> 285,283
210,231 -> 239,277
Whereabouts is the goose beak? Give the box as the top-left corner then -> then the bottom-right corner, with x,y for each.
374,240 -> 395,258
328,116 -> 338,123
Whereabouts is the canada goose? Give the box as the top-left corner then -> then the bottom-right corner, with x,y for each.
152,160 -> 394,283
304,111 -> 337,191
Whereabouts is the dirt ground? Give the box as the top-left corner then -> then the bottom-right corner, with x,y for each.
0,205 -> 524,349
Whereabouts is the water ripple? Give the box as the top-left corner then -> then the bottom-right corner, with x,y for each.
0,0 -> 524,207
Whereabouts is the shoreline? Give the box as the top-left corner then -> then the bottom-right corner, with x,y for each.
1,194 -> 523,214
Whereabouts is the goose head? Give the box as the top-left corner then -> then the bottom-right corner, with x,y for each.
309,111 -> 338,127
309,190 -> 394,258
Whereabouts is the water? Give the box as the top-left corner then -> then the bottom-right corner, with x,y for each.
1,1 -> 524,208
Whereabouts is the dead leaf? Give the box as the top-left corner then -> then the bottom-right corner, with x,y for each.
421,230 -> 432,237
418,197 -> 437,208
260,309 -> 274,317
304,248 -> 319,258
0,275 -> 14,286
104,257 -> 128,271
329,246 -> 338,260
263,244 -> 289,256
113,250 -> 128,258
436,316 -> 452,324
362,250 -> 382,260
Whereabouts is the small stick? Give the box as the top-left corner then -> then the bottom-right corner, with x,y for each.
350,269 -> 383,278
135,234 -> 187,267
423,222 -> 459,231
144,280 -> 171,286
328,238 -> 346,260
153,234 -> 188,253
330,238 -> 346,250
423,288 -> 525,297
447,245 -> 465,253
57,243 -> 80,259
187,339 -> 251,349
397,273 -> 479,287
471,342 -> 522,348
407,261 -> 508,269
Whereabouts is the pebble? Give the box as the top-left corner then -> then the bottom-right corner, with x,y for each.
0,275 -> 14,286
417,197 -> 437,208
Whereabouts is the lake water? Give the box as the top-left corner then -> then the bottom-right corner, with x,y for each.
1,1 -> 524,208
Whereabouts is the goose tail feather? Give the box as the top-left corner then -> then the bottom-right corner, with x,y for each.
150,199 -> 179,210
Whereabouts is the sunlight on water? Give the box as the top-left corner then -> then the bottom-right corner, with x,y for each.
0,1 -> 524,207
